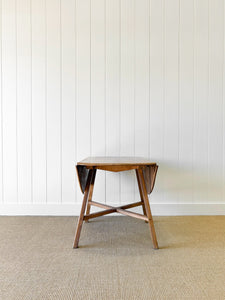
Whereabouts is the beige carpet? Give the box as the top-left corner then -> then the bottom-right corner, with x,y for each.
0,216 -> 225,300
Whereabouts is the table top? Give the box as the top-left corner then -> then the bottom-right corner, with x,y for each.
77,156 -> 157,167
76,157 -> 158,195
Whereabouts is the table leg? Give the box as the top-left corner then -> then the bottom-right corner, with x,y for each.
85,169 -> 97,222
135,169 -> 147,220
73,169 -> 94,248
137,168 -> 159,249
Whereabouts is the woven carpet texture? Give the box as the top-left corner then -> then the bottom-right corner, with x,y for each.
0,216 -> 225,299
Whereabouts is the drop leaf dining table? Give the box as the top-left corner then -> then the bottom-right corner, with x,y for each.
73,157 -> 159,249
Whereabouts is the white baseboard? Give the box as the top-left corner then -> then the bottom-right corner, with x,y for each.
0,203 -> 225,216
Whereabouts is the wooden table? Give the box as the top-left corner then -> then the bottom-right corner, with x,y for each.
73,157 -> 159,249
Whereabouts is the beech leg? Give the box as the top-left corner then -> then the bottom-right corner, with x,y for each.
85,169 -> 97,222
73,170 -> 94,248
137,168 -> 159,249
135,169 -> 147,222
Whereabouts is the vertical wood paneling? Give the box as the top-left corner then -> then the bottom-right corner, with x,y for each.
17,0 -> 32,203
0,0 -> 225,214
149,0 -> 164,203
193,0 -> 209,204
46,0 -> 61,203
76,0 -> 91,203
120,0 -> 135,204
0,0 -> 3,203
61,0 -> 76,203
179,0 -> 194,203
223,0 -> 225,203
134,0 -> 150,203
134,0 -> 149,157
2,0 -> 17,203
105,0 -> 120,204
164,0 -> 179,203
31,0 -> 47,204
90,0 -> 106,203
208,0 -> 224,203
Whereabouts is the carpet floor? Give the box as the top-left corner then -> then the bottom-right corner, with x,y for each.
0,216 -> 225,299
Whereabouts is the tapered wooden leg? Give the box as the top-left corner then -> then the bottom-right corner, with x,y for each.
73,170 -> 94,248
135,169 -> 147,221
85,169 -> 97,222
137,168 -> 159,249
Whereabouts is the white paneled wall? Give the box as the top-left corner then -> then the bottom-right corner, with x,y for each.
0,0 -> 225,215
